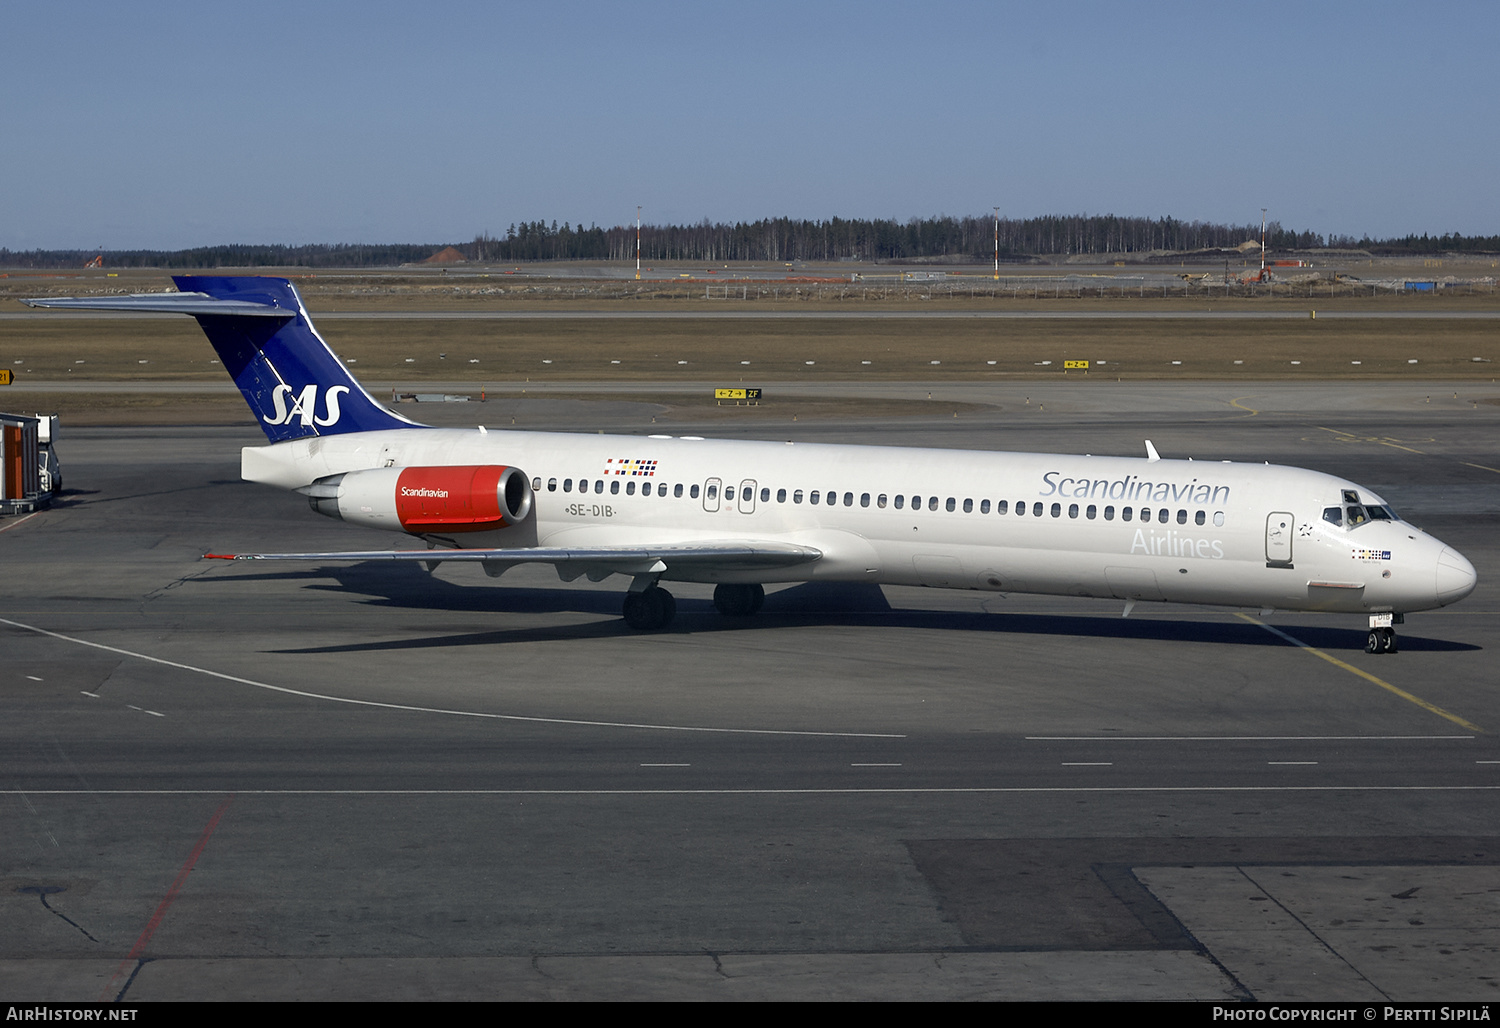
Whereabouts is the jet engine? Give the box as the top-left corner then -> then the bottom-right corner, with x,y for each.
300,465 -> 533,534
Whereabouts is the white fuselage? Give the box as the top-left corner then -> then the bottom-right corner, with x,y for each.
241,426 -> 1475,616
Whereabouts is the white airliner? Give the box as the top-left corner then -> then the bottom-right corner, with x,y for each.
25,277 -> 1476,652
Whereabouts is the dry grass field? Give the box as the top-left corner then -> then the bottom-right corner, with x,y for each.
2,264 -> 1496,424
2,311 -> 1496,381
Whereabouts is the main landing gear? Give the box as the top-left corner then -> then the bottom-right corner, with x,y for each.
713,583 -> 765,617
622,585 -> 675,631
619,582 -> 766,631
1365,613 -> 1402,655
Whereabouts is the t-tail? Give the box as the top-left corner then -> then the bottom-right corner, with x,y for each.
23,276 -> 424,442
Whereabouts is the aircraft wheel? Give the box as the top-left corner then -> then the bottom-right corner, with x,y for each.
1366,630 -> 1382,654
714,583 -> 764,617
1381,628 -> 1398,654
623,586 -> 675,630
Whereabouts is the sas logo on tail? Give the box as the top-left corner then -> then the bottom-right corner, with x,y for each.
263,384 -> 350,427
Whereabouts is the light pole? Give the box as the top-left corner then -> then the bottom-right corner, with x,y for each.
993,207 -> 1000,281
635,206 -> 641,281
1260,207 -> 1267,278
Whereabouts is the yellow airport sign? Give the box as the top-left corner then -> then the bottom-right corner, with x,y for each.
714,388 -> 762,400
0,369 -> 11,385
1063,360 -> 1089,370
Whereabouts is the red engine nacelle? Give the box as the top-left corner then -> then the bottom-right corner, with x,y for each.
303,465 -> 533,534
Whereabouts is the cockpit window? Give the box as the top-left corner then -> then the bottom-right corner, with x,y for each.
1367,505 -> 1394,521
1323,507 -> 1343,526
1346,506 -> 1368,526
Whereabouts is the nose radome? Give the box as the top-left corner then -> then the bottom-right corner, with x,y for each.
1436,547 -> 1477,606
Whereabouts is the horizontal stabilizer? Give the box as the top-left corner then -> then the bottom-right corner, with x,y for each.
22,293 -> 296,317
25,277 -> 421,442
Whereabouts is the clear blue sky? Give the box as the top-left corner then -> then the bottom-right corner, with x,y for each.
3,1 -> 1495,250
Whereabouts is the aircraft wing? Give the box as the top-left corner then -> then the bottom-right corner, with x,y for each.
204,540 -> 823,580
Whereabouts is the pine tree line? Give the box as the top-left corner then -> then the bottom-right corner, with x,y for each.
4,216 -> 1497,269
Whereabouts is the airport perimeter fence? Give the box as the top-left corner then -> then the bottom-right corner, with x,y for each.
616,275 -> 1500,303
302,275 -> 1498,304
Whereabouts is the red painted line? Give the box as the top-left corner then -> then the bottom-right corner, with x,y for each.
0,511 -> 42,534
102,793 -> 235,1000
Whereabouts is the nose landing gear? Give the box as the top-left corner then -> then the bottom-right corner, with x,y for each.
1366,627 -> 1398,654
1366,613 -> 1402,654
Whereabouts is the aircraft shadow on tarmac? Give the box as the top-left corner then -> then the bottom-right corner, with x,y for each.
192,564 -> 1481,655
42,488 -> 101,508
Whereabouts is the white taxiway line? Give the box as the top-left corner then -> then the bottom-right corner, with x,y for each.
0,617 -> 902,740
1027,735 -> 1474,741
5,787 -> 1500,796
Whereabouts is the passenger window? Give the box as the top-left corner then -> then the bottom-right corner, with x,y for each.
929,497 -> 940,511
777,488 -> 787,503
594,481 -> 604,494
726,486 -> 736,501
844,492 -> 853,506
877,494 -> 887,508
707,484 -> 718,501
997,500 -> 1008,515
980,499 -> 990,514
829,491 -> 838,506
1158,509 -> 1169,524
1122,507 -> 1133,522
761,487 -> 770,503
563,478 -> 573,493
1213,511 -> 1224,527
810,491 -> 820,504
1068,503 -> 1079,518
1086,504 -> 1096,520
1176,509 -> 1187,524
912,495 -> 921,510
532,477 -> 542,491
547,478 -> 557,492
1103,505 -> 1114,520
1032,502 -> 1043,516
946,498 -> 956,512
1140,507 -> 1150,521
1016,501 -> 1026,516
611,480 -> 620,495
690,484 -> 699,499
658,483 -> 667,497
1050,503 -> 1061,518
963,498 -> 973,513
1195,510 -> 1206,526
674,484 -> 683,498
894,495 -> 904,509
860,493 -> 870,508
793,490 -> 803,504
626,481 -> 635,495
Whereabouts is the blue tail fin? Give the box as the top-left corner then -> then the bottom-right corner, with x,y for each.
173,276 -> 425,442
